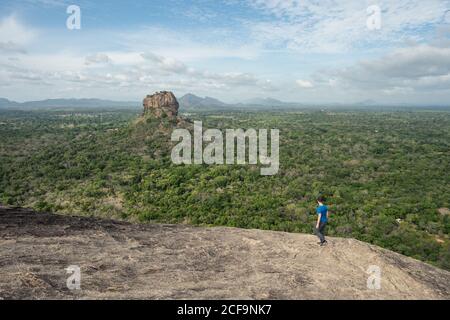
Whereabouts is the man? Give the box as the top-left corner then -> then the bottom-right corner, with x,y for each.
315,196 -> 329,246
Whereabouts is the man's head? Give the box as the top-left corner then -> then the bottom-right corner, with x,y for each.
317,196 -> 325,205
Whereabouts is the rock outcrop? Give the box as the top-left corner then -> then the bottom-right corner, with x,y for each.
1,206 -> 449,300
142,91 -> 179,118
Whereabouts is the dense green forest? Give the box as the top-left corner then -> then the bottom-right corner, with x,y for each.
0,108 -> 449,270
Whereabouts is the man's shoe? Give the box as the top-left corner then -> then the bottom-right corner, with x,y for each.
320,240 -> 328,246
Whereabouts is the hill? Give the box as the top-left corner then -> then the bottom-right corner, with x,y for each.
0,206 -> 448,299
178,93 -> 228,110
0,98 -> 19,108
244,97 -> 296,107
0,98 -> 139,109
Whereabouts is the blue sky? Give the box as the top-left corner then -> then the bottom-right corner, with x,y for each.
1,0 -> 450,105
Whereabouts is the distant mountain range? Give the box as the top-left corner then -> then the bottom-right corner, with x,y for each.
0,98 -> 20,108
1,94 -> 448,110
178,93 -> 301,110
178,94 -> 450,110
0,95 -> 301,110
178,93 -> 228,109
178,94 -> 377,109
0,98 -> 139,109
243,97 -> 295,107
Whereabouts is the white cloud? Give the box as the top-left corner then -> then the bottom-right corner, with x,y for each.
315,45 -> 450,93
141,52 -> 188,73
296,79 -> 314,88
0,43 -> 270,101
0,15 -> 37,56
0,15 -> 37,46
24,0 -> 68,7
118,27 -> 260,62
360,46 -> 450,79
0,41 -> 27,54
85,53 -> 112,66
247,0 -> 450,52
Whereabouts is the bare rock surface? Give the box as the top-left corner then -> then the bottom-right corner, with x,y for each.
0,206 -> 449,300
142,91 -> 179,118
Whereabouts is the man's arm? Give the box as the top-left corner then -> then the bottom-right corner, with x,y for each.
316,214 -> 321,229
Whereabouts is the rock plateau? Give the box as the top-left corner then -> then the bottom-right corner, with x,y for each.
1,206 -> 449,300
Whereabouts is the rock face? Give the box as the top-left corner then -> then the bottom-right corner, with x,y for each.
142,91 -> 179,118
1,206 -> 450,300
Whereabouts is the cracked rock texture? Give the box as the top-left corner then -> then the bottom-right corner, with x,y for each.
142,91 -> 179,118
0,206 -> 449,300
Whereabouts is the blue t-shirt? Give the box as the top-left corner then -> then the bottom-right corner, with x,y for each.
316,205 -> 328,223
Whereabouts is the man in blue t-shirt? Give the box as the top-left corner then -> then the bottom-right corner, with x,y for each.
315,196 -> 329,246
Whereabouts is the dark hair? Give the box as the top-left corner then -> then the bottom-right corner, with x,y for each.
317,196 -> 325,203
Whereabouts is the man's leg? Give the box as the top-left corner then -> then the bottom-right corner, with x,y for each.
319,222 -> 327,243
315,222 -> 325,243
